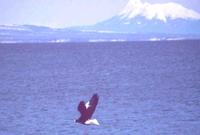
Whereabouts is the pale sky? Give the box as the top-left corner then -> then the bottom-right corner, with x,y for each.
0,0 -> 199,28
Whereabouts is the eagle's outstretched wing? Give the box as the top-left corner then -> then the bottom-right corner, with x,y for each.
76,94 -> 99,123
86,93 -> 99,119
78,101 -> 86,115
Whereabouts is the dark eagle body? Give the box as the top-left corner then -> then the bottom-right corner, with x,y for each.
75,94 -> 99,125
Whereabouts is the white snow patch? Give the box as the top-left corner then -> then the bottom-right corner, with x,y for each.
149,38 -> 161,41
50,39 -> 70,43
89,39 -> 107,42
110,39 -> 126,42
97,30 -> 117,33
89,39 -> 126,42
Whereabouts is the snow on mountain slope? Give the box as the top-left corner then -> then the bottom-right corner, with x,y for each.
119,0 -> 200,22
90,0 -> 200,34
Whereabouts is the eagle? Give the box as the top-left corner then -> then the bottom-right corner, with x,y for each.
75,94 -> 99,125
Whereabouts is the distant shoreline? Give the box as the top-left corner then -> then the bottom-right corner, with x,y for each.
0,39 -> 200,45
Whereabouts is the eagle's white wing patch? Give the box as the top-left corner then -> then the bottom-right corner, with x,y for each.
85,119 -> 100,125
85,101 -> 90,109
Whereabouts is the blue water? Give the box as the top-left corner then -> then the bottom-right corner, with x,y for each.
0,41 -> 200,135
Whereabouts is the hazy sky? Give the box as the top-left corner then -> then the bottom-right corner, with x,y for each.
0,0 -> 199,28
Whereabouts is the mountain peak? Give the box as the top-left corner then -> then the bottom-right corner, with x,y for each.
119,0 -> 200,22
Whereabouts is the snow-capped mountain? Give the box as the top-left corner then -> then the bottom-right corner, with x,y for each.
1,0 -> 200,43
90,0 -> 200,34
119,0 -> 200,22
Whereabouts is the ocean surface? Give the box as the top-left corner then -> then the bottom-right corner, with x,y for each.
0,41 -> 200,135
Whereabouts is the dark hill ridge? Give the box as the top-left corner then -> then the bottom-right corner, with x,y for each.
1,24 -> 200,43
